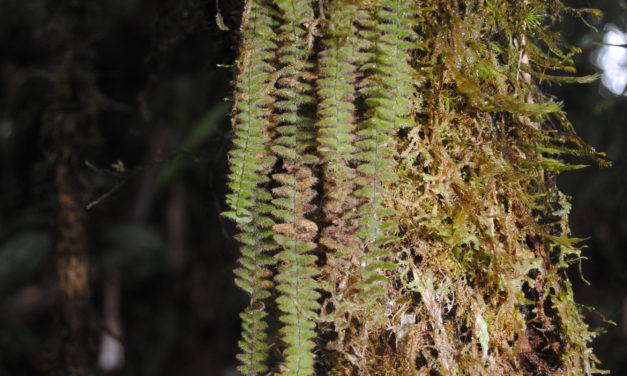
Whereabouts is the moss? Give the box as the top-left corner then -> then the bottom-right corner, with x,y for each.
224,0 -> 607,374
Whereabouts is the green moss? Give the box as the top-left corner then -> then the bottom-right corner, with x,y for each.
224,0 -> 607,374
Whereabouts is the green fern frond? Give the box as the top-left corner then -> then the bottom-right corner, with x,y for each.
223,1 -> 278,374
224,0 -> 277,225
317,1 -> 358,219
271,0 -> 320,375
316,0 -> 362,328
355,0 -> 416,299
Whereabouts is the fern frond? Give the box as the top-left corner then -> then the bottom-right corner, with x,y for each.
223,1 -> 278,374
317,1 -> 360,236
271,0 -> 320,375
224,0 -> 277,225
355,0 -> 417,299
315,3 -> 377,358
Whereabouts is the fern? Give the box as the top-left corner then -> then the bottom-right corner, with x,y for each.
271,0 -> 320,375
355,0 -> 416,300
223,1 -> 277,374
316,2 -> 359,222
316,0 -> 361,324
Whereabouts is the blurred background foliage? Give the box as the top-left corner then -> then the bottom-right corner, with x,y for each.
0,0 -> 624,375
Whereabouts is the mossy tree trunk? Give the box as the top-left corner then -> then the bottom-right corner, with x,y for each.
42,1 -> 101,375
224,0 -> 608,375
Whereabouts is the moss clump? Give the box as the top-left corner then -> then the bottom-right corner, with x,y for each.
225,0 -> 608,374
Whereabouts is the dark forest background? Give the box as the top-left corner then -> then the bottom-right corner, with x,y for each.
0,0 -> 624,375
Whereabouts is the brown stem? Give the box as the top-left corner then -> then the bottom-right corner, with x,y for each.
55,162 -> 93,376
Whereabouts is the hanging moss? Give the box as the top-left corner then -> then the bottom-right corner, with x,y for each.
224,0 -> 608,374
